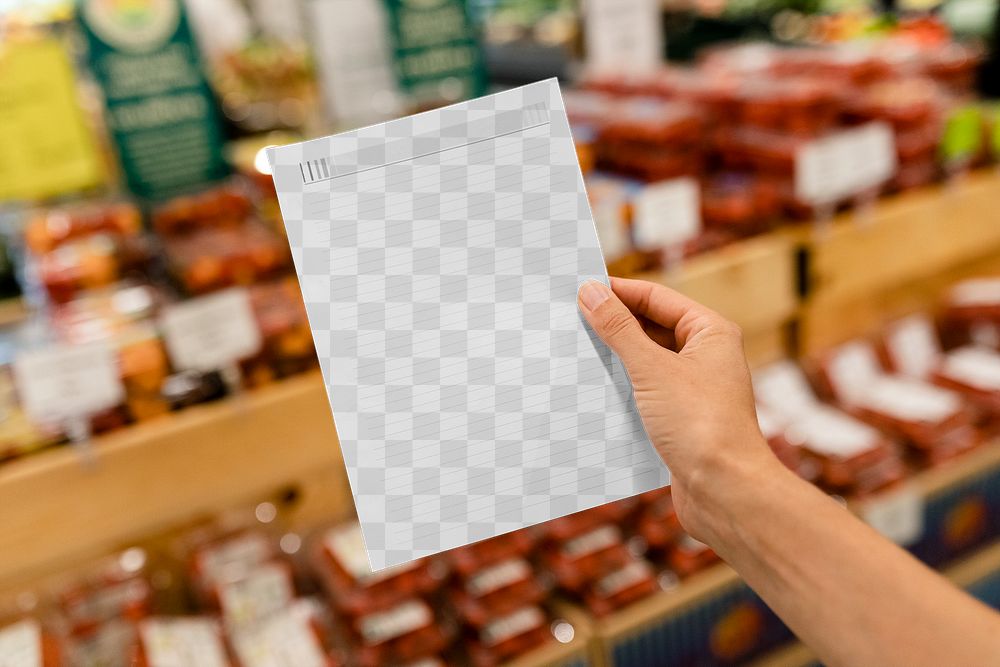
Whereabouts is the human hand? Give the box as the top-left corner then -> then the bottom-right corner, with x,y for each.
577,277 -> 783,546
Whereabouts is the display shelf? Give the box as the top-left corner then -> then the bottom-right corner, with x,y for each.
747,537 -> 1000,667
621,231 -> 799,367
798,171 -> 1000,354
0,372 -> 351,591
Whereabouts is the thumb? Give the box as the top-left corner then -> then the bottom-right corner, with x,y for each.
578,280 -> 660,372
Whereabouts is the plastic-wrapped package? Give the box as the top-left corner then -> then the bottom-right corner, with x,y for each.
633,488 -> 682,552
538,501 -> 638,543
246,279 -> 316,380
313,523 -> 442,617
215,561 -> 296,628
25,201 -> 141,254
818,340 -> 981,464
735,78 -> 844,136
883,314 -> 1000,420
450,557 -> 549,628
446,530 -> 536,578
349,599 -> 453,667
668,535 -> 719,577
581,557 -> 658,616
465,605 -> 551,666
189,532 -> 276,603
152,183 -> 254,237
38,235 -> 156,303
230,601 -> 340,667
0,619 -> 62,666
702,172 -> 781,234
754,361 -> 904,493
844,78 -> 943,130
164,224 -> 292,295
541,524 -> 633,591
56,551 -> 153,635
133,617 -> 231,667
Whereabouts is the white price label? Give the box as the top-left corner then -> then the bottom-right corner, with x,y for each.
584,0 -> 663,75
218,564 -> 294,628
161,289 -> 262,373
633,178 -> 701,250
796,123 -> 897,205
862,485 -> 924,546
752,361 -> 819,419
232,608 -> 328,667
0,620 -> 42,667
827,341 -> 884,403
14,342 -> 124,423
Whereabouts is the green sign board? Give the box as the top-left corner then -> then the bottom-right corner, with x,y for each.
383,0 -> 487,106
78,0 -> 228,200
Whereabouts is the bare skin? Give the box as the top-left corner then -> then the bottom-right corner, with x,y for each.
578,277 -> 1000,667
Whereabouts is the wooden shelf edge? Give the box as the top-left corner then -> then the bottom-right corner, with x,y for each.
0,372 -> 348,591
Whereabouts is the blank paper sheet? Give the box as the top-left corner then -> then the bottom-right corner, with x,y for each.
269,79 -> 669,570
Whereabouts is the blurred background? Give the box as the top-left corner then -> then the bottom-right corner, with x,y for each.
1,0 -> 1000,664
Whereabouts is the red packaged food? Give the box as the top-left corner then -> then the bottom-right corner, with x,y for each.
247,279 -> 316,379
539,502 -> 637,542
754,361 -> 904,493
735,78 -> 844,136
152,183 -> 254,236
882,314 -> 1000,420
756,404 -> 807,478
715,126 -> 809,174
563,90 -> 618,126
215,561 -> 296,628
541,524 -> 632,591
844,78 -> 943,130
65,618 -> 138,666
702,172 -> 781,234
190,532 -> 276,599
582,557 -> 658,616
57,551 -> 153,635
38,235 -> 155,303
819,340 -> 980,464
466,605 -> 550,666
314,523 -> 443,617
597,98 -> 702,145
446,530 -> 536,578
350,599 -> 453,666
230,602 -> 339,667
0,620 -> 61,666
134,617 -> 231,667
668,535 -> 719,577
164,224 -> 291,294
634,489 -> 682,551
943,278 -> 1000,325
450,557 -> 548,627
25,201 -> 141,254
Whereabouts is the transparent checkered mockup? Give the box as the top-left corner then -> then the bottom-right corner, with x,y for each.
269,79 -> 669,570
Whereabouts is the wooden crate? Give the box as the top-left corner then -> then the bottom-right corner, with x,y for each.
623,232 -> 799,368
0,372 -> 351,591
798,171 -> 1000,355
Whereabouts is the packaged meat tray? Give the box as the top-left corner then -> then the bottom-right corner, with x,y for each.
230,602 -> 340,667
633,488 -> 682,551
541,524 -> 633,591
215,561 -> 296,628
581,557 -> 659,616
882,314 -> 1000,421
313,523 -> 443,617
164,224 -> 291,294
668,535 -> 720,577
349,599 -> 454,667
450,557 -> 549,627
818,340 -> 981,464
465,605 -> 551,666
133,617 -> 231,667
754,361 -> 904,493
25,201 -> 141,254
446,530 -> 536,578
152,183 -> 254,236
189,531 -> 276,601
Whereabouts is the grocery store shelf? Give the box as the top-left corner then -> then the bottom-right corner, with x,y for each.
0,372 -> 349,591
799,170 -> 1000,353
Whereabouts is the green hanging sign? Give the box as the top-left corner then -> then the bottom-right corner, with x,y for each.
383,0 -> 487,107
78,0 -> 229,200
939,106 -> 984,166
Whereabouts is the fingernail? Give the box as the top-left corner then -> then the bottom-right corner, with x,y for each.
579,281 -> 610,311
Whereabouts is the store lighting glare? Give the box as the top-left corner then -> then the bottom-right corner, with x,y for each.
254,146 -> 276,175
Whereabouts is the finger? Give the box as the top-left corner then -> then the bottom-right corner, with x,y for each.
578,280 -> 665,371
611,277 -> 726,349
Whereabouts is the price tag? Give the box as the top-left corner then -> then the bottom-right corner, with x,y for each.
862,485 -> 924,546
140,618 -> 228,667
826,341 -> 884,402
633,178 -> 701,250
584,0 -> 663,75
796,124 -> 896,205
13,342 -> 123,423
161,289 -> 262,373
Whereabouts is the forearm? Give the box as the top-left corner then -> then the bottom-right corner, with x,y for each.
694,446 -> 1000,667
